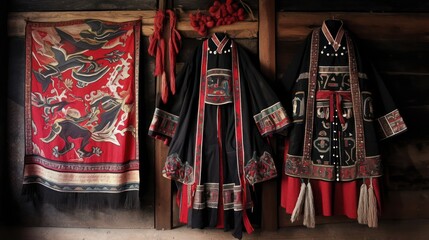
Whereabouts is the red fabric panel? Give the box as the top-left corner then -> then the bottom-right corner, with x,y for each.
281,175 -> 381,219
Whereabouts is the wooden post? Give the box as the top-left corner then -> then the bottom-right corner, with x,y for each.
259,0 -> 278,231
154,0 -> 172,230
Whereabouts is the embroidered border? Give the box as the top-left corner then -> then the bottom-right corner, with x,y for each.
377,109 -> 407,140
211,34 -> 229,54
192,40 -> 209,188
254,102 -> 290,136
244,151 -> 277,185
24,162 -> 140,193
346,32 -> 366,163
191,183 -> 248,211
231,41 -> 245,189
25,155 -> 139,173
284,154 -> 381,181
148,108 -> 179,138
162,153 -> 194,184
302,29 -> 320,161
223,183 -> 235,210
193,184 -> 206,210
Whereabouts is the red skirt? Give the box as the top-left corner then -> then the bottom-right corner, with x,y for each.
281,174 -> 381,219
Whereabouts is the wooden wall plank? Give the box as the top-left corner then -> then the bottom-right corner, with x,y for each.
7,11 -> 156,37
259,0 -> 278,231
277,0 -> 429,12
9,0 -> 157,12
277,12 -> 429,41
175,0 -> 259,11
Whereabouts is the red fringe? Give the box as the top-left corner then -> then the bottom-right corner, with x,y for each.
148,11 -> 165,77
167,10 -> 181,95
148,10 -> 181,102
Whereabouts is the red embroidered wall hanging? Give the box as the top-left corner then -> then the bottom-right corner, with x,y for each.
23,19 -> 140,206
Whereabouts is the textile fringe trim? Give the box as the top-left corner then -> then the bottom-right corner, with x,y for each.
291,181 -> 315,228
357,182 -> 368,224
367,180 -> 378,228
22,184 -> 140,210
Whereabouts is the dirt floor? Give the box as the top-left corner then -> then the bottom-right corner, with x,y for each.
1,219 -> 428,240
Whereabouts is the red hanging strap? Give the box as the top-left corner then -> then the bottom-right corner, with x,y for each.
148,11 -> 165,77
148,11 -> 168,103
167,9 -> 181,95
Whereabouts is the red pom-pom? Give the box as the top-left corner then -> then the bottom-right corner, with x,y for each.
206,21 -> 215,28
213,1 -> 221,7
238,8 -> 245,16
227,4 -> 234,14
221,8 -> 227,18
190,21 -> 198,27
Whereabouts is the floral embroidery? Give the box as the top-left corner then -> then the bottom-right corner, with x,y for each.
244,151 -> 277,185
162,153 -> 193,184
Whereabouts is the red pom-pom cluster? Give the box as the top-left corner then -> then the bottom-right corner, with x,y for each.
189,0 -> 246,36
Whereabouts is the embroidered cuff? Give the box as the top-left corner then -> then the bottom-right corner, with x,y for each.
162,153 -> 193,184
377,109 -> 407,140
148,108 -> 179,140
244,151 -> 277,185
253,102 -> 290,136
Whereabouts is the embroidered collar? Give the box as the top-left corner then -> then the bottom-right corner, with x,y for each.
321,20 -> 344,52
211,33 -> 229,54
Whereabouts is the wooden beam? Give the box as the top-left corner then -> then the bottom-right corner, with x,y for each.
259,0 -> 278,231
7,11 -> 156,37
154,0 -> 172,231
277,12 -> 429,41
7,10 -> 258,39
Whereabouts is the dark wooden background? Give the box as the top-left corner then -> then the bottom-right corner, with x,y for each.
2,0 -> 429,231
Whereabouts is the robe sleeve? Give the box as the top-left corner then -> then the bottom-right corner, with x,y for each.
367,63 -> 408,140
237,46 -> 291,137
278,34 -> 312,123
352,37 -> 407,140
148,45 -> 201,145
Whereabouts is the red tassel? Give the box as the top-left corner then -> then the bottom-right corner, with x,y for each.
167,10 -> 181,95
148,11 -> 166,77
154,38 -> 164,76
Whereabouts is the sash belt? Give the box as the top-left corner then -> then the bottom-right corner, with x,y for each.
316,90 -> 352,127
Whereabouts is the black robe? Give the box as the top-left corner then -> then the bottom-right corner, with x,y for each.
279,20 -> 407,227
149,33 -> 290,237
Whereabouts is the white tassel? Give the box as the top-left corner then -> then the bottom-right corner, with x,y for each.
303,181 -> 315,228
357,182 -> 368,224
367,180 -> 378,228
290,182 -> 306,223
